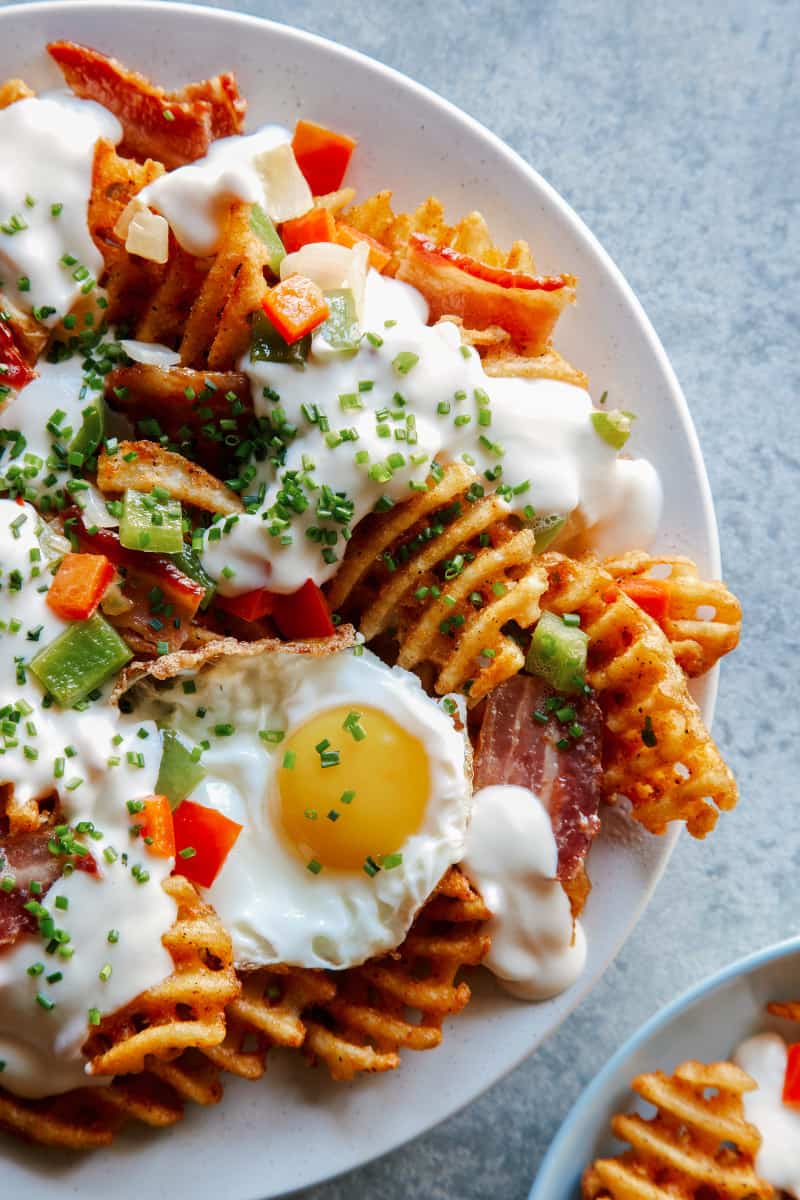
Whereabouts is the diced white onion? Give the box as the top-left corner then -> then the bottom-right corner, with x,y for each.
125,210 -> 170,264
253,142 -> 313,223
113,196 -> 146,240
78,484 -> 121,529
119,339 -> 181,368
280,240 -> 369,320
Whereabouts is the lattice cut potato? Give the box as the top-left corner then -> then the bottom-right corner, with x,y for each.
582,1060 -> 772,1199
539,552 -> 738,837
603,551 -> 742,678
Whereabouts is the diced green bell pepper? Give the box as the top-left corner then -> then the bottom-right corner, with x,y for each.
591,409 -> 635,450
156,729 -> 207,808
318,289 -> 360,353
119,488 -> 184,554
249,204 -> 286,276
250,311 -> 311,366
70,396 -> 105,462
170,547 -> 216,610
30,613 -> 132,707
531,513 -> 565,554
525,610 -> 588,695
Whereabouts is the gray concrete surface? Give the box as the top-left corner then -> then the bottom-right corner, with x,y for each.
8,0 -> 798,1194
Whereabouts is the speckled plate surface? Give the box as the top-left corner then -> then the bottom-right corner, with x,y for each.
530,938 -> 800,1199
0,4 -> 720,1196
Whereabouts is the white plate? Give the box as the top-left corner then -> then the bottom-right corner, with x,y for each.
0,4 -> 721,1196
530,937 -> 800,1199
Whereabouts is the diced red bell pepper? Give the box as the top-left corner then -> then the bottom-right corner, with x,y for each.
0,318 -> 36,392
271,579 -> 335,640
46,552 -> 115,621
620,578 -> 670,623
261,276 -> 330,345
783,1043 -> 800,1106
292,119 -> 356,196
215,587 -> 274,622
70,517 -> 205,617
335,221 -> 392,272
172,799 -> 242,888
139,795 -> 176,859
280,207 -> 336,253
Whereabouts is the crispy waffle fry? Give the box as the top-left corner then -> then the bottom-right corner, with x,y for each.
305,868 -> 491,1081
83,875 -> 239,1077
603,552 -> 742,677
204,966 -> 336,1081
0,780 -> 51,837
766,1000 -> 800,1022
539,552 -> 738,835
440,316 -> 588,387
97,439 -> 244,515
179,202 -> 271,370
327,461 -> 549,703
0,1084 -> 121,1149
582,1060 -> 771,1199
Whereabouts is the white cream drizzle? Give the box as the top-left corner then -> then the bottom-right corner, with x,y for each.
0,501 -> 176,1097
199,269 -> 662,596
461,784 -> 586,1000
735,1033 -> 800,1197
138,125 -> 307,256
0,93 -> 121,326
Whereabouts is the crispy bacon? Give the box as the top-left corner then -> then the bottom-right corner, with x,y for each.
47,41 -> 246,169
396,234 -> 576,354
0,828 -> 64,948
473,673 -> 603,916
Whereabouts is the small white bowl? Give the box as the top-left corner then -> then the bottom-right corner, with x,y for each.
530,938 -> 800,1199
0,4 -> 722,1196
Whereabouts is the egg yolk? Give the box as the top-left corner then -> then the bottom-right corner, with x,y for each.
278,704 -> 430,871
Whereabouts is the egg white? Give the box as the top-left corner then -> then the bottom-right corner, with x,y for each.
150,646 -> 471,970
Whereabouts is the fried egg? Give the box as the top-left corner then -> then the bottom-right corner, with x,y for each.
149,645 -> 471,969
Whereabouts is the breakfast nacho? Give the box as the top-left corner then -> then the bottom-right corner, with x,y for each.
0,41 -> 741,1148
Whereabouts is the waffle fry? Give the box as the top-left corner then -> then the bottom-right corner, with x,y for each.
603,552 -> 742,677
582,1060 -> 771,1199
204,965 -> 336,1081
179,202 -> 271,370
441,316 -> 588,387
0,1084 -> 122,1149
539,552 -> 738,836
343,191 -> 535,274
305,868 -> 491,1081
327,461 -> 549,703
97,440 -> 244,515
766,1000 -> 800,1022
83,875 -> 239,1077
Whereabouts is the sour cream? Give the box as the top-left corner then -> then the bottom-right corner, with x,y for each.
461,784 -> 586,1000
0,93 -> 121,325
138,125 -> 308,256
199,270 -> 662,596
0,501 -> 177,1097
735,1033 -> 800,1197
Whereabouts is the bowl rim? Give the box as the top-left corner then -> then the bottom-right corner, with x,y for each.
530,935 -> 800,1199
0,3 -> 725,1192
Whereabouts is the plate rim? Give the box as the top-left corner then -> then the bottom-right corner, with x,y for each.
530,935 -> 800,1199
0,3 -> 724,1193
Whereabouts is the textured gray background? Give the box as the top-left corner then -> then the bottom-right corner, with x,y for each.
7,0 -> 798,1195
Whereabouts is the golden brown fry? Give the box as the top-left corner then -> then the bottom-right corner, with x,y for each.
766,1000 -> 800,1022
603,552 -> 742,677
582,1060 -> 771,1199
540,553 -> 738,836
97,439 -> 244,515
180,202 -> 271,370
0,78 -> 34,109
305,868 -> 491,1080
328,461 -> 549,704
84,875 -> 239,1077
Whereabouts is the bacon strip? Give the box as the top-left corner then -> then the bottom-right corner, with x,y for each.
396,234 -> 576,354
473,673 -> 603,915
0,828 -> 64,948
47,41 -> 246,169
